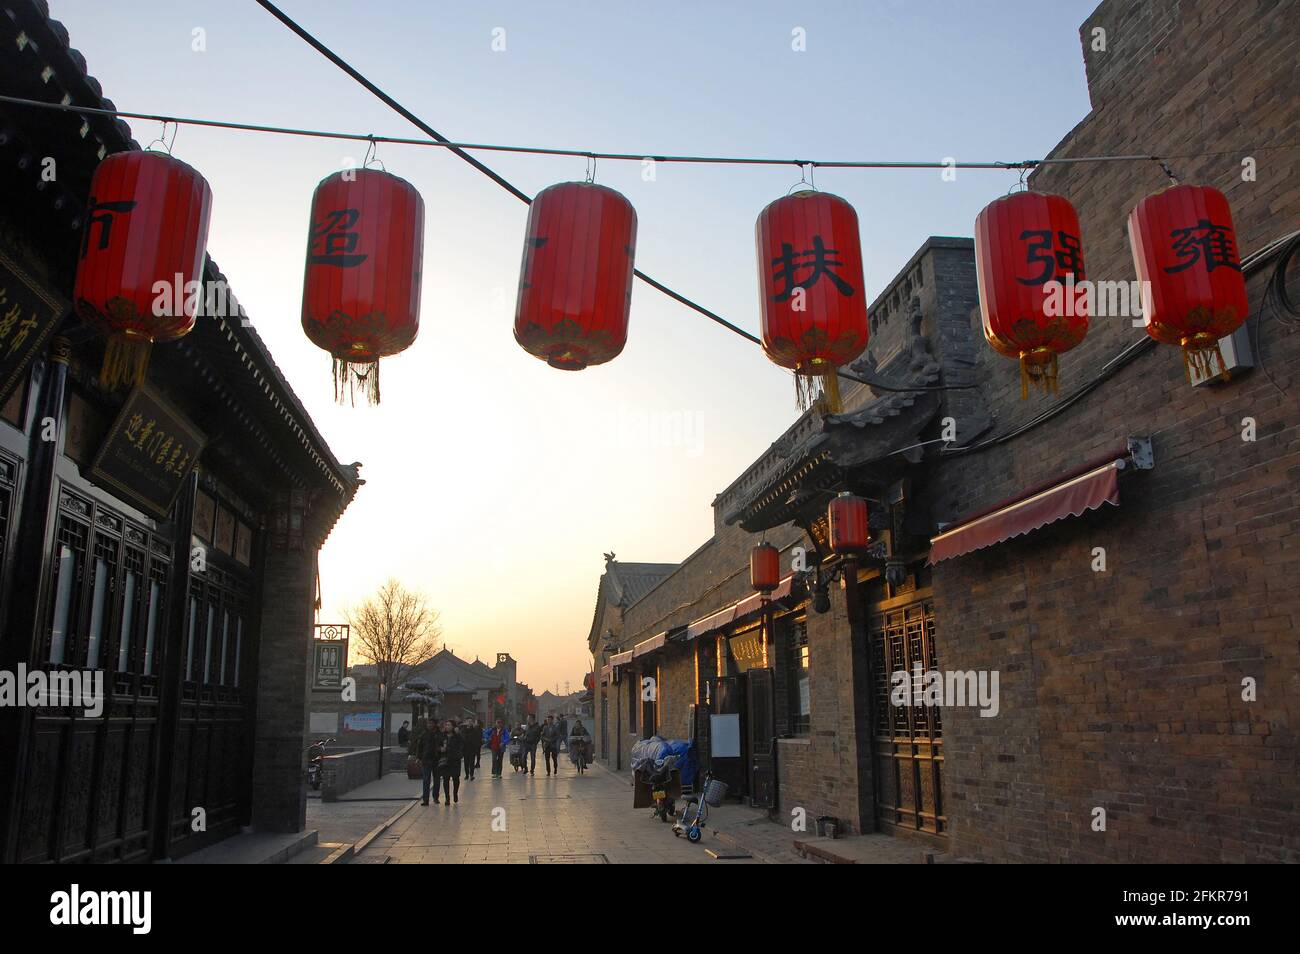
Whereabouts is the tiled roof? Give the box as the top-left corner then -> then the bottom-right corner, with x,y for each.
606,561 -> 677,607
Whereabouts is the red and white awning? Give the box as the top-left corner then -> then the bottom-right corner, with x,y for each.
929,457 -> 1128,564
684,574 -> 795,641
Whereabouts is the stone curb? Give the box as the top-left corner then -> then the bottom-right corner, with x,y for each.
324,798 -> 419,864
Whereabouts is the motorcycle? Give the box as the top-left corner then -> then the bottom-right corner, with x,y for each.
647,755 -> 678,823
307,737 -> 334,790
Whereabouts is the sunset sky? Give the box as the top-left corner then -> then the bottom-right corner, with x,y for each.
53,0 -> 1096,692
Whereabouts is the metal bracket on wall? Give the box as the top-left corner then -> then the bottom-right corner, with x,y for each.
1126,436 -> 1155,470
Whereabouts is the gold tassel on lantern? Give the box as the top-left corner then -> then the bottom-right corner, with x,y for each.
795,359 -> 845,414
1018,349 -> 1059,400
100,333 -> 153,390
333,358 -> 381,406
1180,335 -> 1229,384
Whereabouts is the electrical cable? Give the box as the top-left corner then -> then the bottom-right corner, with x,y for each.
3,92 -> 1290,173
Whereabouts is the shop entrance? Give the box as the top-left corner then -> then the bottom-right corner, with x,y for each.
867,591 -> 946,837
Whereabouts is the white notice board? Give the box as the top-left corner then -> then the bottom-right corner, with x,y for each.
710,713 -> 741,758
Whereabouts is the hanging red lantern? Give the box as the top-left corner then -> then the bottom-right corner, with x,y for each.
301,168 -> 424,404
1127,183 -> 1248,380
514,181 -> 637,370
750,542 -> 780,594
74,150 -> 213,389
756,190 -> 867,412
974,191 -> 1089,399
828,492 -> 870,554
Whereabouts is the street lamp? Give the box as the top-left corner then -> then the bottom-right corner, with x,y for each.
377,680 -> 387,780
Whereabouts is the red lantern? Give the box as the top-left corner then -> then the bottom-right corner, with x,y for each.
974,191 -> 1088,398
514,182 -> 637,370
756,190 -> 868,412
828,492 -> 870,554
301,168 -> 424,404
74,151 -> 212,389
750,542 -> 780,594
1127,183 -> 1249,379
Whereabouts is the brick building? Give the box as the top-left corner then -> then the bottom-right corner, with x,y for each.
590,0 -> 1298,862
0,2 -> 358,861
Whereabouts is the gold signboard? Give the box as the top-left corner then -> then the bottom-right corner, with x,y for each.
88,385 -> 205,519
728,627 -> 767,673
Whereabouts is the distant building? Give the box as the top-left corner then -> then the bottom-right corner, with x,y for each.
308,649 -> 531,744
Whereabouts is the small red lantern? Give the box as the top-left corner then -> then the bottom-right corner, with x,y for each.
828,492 -> 870,554
750,542 -> 780,594
1127,183 -> 1249,380
974,191 -> 1088,398
514,181 -> 637,370
756,190 -> 868,412
301,168 -> 424,404
74,150 -> 213,389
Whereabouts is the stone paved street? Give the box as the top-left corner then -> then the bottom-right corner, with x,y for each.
350,758 -> 768,865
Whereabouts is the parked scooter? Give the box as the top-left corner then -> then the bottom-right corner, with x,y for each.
307,737 -> 334,790
647,755 -> 678,823
673,772 -> 728,843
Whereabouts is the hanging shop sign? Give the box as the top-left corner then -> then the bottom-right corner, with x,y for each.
0,246 -> 67,405
312,623 -> 350,691
87,385 -> 205,519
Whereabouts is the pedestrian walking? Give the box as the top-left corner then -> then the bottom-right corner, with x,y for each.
418,718 -> 443,806
460,718 -> 480,780
487,719 -> 510,778
541,715 -> 561,776
522,716 -> 542,775
397,720 -> 410,748
557,715 -> 569,752
438,720 -> 463,804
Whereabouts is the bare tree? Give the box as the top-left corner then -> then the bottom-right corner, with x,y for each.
347,579 -> 441,775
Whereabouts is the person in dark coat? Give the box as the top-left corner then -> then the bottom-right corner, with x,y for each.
459,719 -> 480,781
522,716 -> 543,775
541,715 -> 562,776
398,720 -> 411,748
419,719 -> 443,805
438,720 -> 464,804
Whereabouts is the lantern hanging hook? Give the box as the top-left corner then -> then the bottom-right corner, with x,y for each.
1004,162 -> 1031,196
363,135 -> 386,172
145,120 -> 177,156
786,161 -> 816,195
1153,156 -> 1179,185
584,153 -> 597,183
